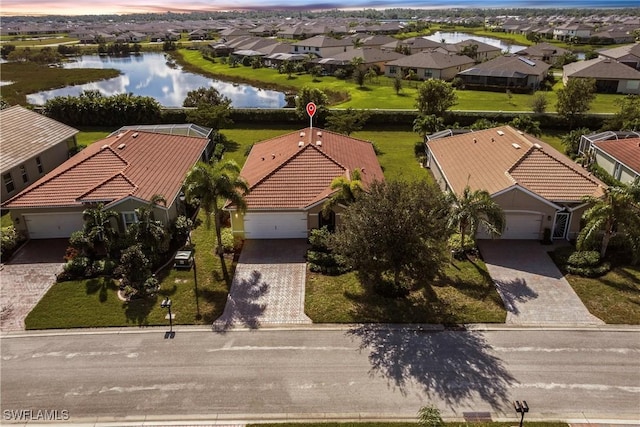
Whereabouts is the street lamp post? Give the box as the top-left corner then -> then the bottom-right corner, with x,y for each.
160,298 -> 173,333
514,400 -> 529,427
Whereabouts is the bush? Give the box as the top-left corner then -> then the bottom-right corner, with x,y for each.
221,227 -> 241,252
0,226 -> 21,261
172,215 -> 193,245
568,250 -> 601,267
567,262 -> 612,277
333,68 -> 349,80
307,227 -> 351,275
448,233 -> 476,257
62,256 -> 91,280
309,226 -> 332,251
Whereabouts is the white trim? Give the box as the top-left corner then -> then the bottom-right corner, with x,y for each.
106,195 -> 169,210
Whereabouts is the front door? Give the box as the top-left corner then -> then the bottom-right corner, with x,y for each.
319,210 -> 335,232
553,211 -> 571,239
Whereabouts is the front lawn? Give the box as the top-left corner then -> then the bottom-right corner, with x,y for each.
565,266 -> 640,324
306,257 -> 506,324
75,126 -> 115,148
25,212 -> 235,329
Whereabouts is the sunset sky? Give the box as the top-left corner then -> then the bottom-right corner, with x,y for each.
1,0 -> 638,16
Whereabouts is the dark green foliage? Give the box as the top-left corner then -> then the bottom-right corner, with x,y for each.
604,95 -> 640,131
568,251 -> 601,268
307,227 -> 351,276
115,244 -> 152,294
182,86 -> 230,108
0,226 -> 23,262
509,115 -> 541,136
1,44 -> 15,59
556,78 -> 597,128
331,180 -> 449,296
325,108 -> 370,135
44,90 -> 161,127
295,86 -> 329,119
415,79 -> 457,116
171,215 -> 194,245
561,127 -> 590,158
61,256 -> 91,280
567,262 -> 612,277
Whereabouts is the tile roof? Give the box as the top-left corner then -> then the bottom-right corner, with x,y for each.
240,128 -> 383,209
386,51 -> 474,69
3,130 -> 208,209
593,137 -> 640,174
0,105 -> 79,172
427,125 -> 604,202
457,54 -> 551,78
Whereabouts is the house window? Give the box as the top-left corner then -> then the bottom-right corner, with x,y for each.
122,211 -> 138,229
3,172 -> 14,193
315,47 -> 319,52
294,46 -> 298,52
36,156 -> 43,173
424,70 -> 433,78
20,165 -> 28,183
389,67 -> 396,75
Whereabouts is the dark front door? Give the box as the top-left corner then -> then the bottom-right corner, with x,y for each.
319,210 -> 336,232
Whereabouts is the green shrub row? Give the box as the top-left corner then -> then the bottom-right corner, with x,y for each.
567,262 -> 612,277
567,250 -> 601,267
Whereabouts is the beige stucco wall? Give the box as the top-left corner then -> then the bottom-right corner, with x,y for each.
492,187 -> 557,230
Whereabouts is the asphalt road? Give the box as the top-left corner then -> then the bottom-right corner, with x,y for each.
1,326 -> 639,424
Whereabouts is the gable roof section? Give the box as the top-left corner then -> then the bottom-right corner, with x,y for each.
592,137 -> 640,174
386,51 -> 474,69
3,130 -> 208,209
0,105 -> 79,172
457,54 -> 551,78
240,128 -> 383,209
427,125 -> 604,202
564,57 -> 640,80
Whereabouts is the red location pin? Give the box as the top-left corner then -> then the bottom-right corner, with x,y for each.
306,102 -> 316,118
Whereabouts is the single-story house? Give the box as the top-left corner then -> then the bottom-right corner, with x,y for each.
2,127 -> 211,239
1,105 -> 79,204
515,42 -> 571,64
452,39 -> 502,62
312,47 -> 404,75
228,128 -> 384,239
598,43 -> 640,70
563,57 -> 640,94
590,137 -> 640,184
456,54 -> 551,90
384,51 -> 475,81
425,126 -> 606,240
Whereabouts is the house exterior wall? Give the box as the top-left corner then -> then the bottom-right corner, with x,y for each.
425,149 -> 450,193
617,79 -> 640,94
292,45 -> 351,57
9,206 -> 85,236
1,139 -> 72,202
109,198 -> 175,232
593,149 -> 639,183
492,188 -> 557,232
568,204 -> 590,240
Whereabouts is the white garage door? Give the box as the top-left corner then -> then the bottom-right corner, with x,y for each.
244,212 -> 307,239
24,212 -> 84,239
477,212 -> 543,240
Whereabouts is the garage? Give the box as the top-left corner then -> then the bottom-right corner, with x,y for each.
477,212 -> 543,240
23,212 -> 84,239
244,212 -> 308,239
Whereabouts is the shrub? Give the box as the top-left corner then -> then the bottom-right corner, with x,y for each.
0,226 -> 21,261
172,215 -> 193,245
567,250 -> 601,268
567,262 -> 612,277
309,226 -> 332,251
221,227 -> 241,252
448,233 -> 476,257
333,68 -> 349,79
307,227 -> 351,275
62,256 -> 91,280
417,404 -> 444,427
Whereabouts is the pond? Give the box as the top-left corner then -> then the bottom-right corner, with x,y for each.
26,53 -> 287,108
424,31 -> 527,53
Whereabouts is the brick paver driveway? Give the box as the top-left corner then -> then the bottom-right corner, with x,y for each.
478,240 -> 604,326
213,239 -> 311,330
0,239 -> 68,332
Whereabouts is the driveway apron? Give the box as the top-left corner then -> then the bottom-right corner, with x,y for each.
477,240 -> 604,326
214,239 -> 311,329
0,239 -> 68,332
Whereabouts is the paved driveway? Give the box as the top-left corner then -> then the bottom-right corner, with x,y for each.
0,239 -> 68,332
477,240 -> 604,326
213,239 -> 311,330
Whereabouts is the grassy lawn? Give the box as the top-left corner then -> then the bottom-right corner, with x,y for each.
306,257 -> 506,324
565,266 -> 640,324
0,61 -> 120,106
176,49 -> 622,113
76,126 -> 115,148
25,211 -> 235,329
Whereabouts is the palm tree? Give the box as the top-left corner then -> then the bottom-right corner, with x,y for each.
129,194 -> 168,261
183,160 -> 249,257
445,185 -> 505,250
82,203 -> 118,257
322,169 -> 363,218
578,185 -> 640,260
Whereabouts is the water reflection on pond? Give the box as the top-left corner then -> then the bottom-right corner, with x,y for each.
424,31 -> 528,53
26,53 -> 286,108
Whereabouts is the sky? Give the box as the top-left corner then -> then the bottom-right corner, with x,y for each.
2,0 -> 639,16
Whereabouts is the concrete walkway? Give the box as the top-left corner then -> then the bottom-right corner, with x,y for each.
0,239 -> 68,331
213,239 -> 311,330
478,240 -> 604,326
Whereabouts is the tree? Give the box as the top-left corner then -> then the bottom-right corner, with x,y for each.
295,86 -> 328,119
445,185 -> 505,251
331,180 -> 449,296
128,195 -> 169,263
577,186 -> 640,262
556,78 -> 596,128
183,160 -> 249,257
185,103 -> 232,130
458,43 -> 478,61
560,127 -> 590,158
470,118 -> 498,130
353,67 -> 366,88
322,168 -> 363,217
325,108 -> 370,135
413,114 -> 445,142
606,95 -> 640,131
415,79 -> 457,116
310,65 -> 323,81
509,115 -> 541,136
393,76 -> 403,95
182,87 -> 231,108
530,92 -> 548,114
82,203 -> 118,258
279,60 -> 295,79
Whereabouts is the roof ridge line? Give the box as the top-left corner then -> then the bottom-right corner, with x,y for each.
75,172 -> 138,202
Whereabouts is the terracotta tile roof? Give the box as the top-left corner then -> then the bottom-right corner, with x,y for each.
0,105 -> 79,171
593,137 -> 640,174
240,128 -> 383,209
427,125 -> 604,202
3,130 -> 208,209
